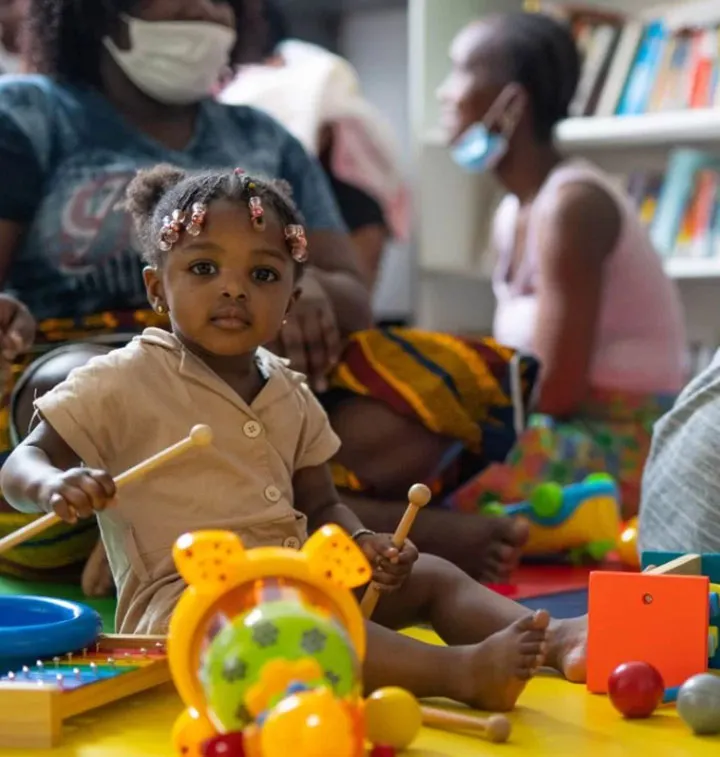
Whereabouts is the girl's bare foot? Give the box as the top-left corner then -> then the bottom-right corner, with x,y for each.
457,609 -> 550,711
546,615 -> 587,683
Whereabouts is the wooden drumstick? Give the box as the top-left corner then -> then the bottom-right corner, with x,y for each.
360,483 -> 432,618
421,705 -> 512,743
0,424 -> 213,555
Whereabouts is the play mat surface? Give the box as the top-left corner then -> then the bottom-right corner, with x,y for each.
0,665 -> 716,756
4,568 -> 716,756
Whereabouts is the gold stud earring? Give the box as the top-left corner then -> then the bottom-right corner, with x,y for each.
156,304 -> 166,315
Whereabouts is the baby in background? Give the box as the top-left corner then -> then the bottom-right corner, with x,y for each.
0,164 -> 587,711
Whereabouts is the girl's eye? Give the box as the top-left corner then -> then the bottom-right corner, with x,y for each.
189,261 -> 218,276
252,268 -> 279,283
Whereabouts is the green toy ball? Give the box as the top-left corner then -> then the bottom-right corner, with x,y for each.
584,472 -> 614,485
529,482 -> 563,518
200,600 -> 361,733
481,502 -> 506,517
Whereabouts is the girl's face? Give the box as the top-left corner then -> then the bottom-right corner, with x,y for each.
144,199 -> 298,358
130,0 -> 235,28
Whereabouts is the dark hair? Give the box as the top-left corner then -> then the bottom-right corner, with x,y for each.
497,12 -> 580,142
259,0 -> 288,58
25,0 -> 264,85
125,164 -> 305,273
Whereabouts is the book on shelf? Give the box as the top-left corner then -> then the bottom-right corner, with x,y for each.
550,1 -> 720,118
628,148 -> 720,260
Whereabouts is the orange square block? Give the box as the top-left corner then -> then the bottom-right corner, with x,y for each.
587,571 -> 709,693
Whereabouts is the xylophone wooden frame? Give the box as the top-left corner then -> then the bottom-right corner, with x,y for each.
0,633 -> 171,749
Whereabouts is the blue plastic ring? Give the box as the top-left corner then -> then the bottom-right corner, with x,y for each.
0,595 -> 102,670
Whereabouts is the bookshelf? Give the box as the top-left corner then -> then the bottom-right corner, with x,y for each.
409,0 -> 720,347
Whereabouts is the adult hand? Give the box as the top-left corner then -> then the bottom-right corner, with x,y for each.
0,294 -> 34,365
278,269 -> 342,392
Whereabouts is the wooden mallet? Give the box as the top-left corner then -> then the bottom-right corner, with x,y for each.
360,482 -> 432,618
421,705 -> 512,743
0,424 -> 213,555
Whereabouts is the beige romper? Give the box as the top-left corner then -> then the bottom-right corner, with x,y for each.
35,328 -> 341,634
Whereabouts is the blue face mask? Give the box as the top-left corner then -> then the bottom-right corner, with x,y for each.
450,122 -> 509,174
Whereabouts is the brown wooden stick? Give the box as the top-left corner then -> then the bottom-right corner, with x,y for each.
421,704 -> 512,743
360,483 -> 432,618
0,424 -> 213,555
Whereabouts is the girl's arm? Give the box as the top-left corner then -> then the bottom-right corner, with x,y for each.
1,420 -> 82,513
533,181 -> 621,418
293,463 -> 365,536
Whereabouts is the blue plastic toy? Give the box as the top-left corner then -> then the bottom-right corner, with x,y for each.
0,596 -> 101,670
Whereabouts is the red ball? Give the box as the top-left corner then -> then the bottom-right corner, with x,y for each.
202,732 -> 246,757
370,746 -> 397,757
608,661 -> 665,718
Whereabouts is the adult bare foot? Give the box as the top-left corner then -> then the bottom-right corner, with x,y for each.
457,609 -> 549,711
81,538 -> 115,598
546,615 -> 587,683
344,493 -> 529,581
455,515 -> 530,583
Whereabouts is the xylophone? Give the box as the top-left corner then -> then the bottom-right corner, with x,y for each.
0,632 -> 170,749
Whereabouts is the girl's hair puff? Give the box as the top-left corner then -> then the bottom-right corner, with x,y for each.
125,164 -> 305,273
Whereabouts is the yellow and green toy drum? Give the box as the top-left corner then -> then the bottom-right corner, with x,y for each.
166,526 -> 373,757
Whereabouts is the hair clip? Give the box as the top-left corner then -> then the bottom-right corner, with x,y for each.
185,202 -> 207,237
285,224 -> 308,263
159,209 -> 186,251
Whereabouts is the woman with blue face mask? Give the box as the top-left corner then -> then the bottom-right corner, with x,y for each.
439,12 -> 687,522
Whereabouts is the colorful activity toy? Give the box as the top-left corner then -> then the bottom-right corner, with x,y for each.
0,627 -> 170,748
166,524 -> 512,757
0,423 -> 213,555
167,524 -> 373,757
484,474 -> 622,561
587,554 -> 712,694
360,483 -> 431,618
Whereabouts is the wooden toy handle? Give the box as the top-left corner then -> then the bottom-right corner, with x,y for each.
360,483 -> 431,619
420,705 -> 512,743
0,424 -> 213,555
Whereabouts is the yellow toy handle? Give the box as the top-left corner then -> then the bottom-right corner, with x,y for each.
0,424 -> 213,555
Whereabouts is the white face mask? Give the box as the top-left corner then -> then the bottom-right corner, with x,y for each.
103,14 -> 237,105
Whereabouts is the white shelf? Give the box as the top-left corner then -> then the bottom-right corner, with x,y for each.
423,110 -> 720,152
664,257 -> 720,279
557,110 -> 720,151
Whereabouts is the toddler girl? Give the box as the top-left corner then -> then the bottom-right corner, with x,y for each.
0,165 -> 586,710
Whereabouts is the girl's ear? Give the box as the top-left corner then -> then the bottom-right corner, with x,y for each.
143,266 -> 168,314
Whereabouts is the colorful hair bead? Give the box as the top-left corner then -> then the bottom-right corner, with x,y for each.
159,209 -> 186,251
285,224 -> 308,263
186,202 -> 207,237
248,195 -> 266,231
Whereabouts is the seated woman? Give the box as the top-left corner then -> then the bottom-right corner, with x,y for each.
438,11 -> 686,520
0,0 -> 529,593
219,0 -> 407,290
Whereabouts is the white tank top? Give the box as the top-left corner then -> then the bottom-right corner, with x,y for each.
492,160 -> 686,395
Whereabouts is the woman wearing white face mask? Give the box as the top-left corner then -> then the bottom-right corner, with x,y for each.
439,12 -> 686,521
0,0 -> 542,598
0,0 -> 376,594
